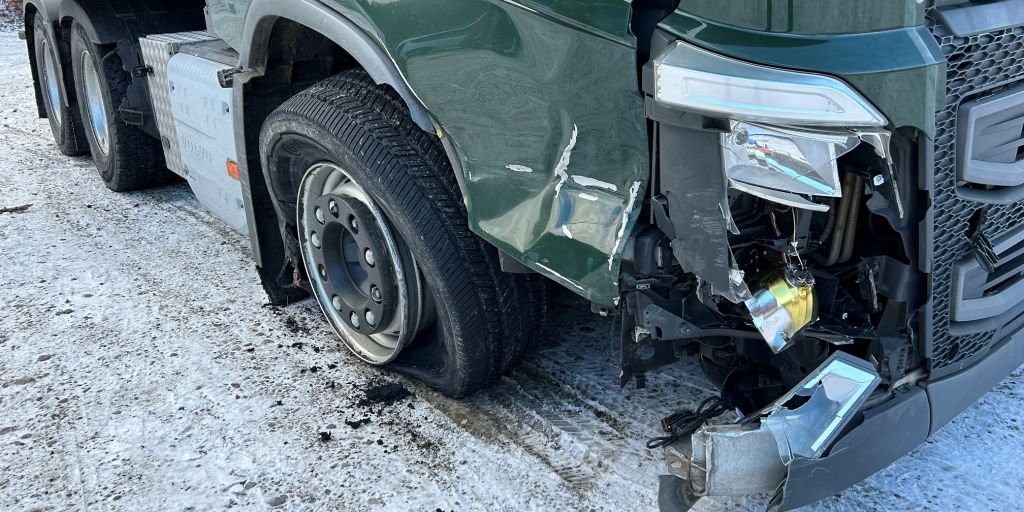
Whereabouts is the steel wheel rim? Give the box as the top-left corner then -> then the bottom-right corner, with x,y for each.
40,39 -> 63,126
298,162 -> 432,364
81,51 -> 110,157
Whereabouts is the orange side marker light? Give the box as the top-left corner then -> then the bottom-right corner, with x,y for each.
227,160 -> 240,181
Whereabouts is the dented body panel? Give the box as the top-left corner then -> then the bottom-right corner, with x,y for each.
211,0 -> 649,306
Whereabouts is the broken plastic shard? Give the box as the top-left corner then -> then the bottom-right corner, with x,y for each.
763,352 -> 880,463
731,181 -> 831,212
721,122 -> 862,206
684,424 -> 787,497
855,129 -> 905,219
662,354 -> 880,503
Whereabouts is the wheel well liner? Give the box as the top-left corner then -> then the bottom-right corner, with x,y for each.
240,0 -> 433,132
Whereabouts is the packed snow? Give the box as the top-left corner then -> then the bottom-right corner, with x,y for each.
0,32 -> 1022,511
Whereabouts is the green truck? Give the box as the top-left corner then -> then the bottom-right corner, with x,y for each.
22,0 -> 1024,508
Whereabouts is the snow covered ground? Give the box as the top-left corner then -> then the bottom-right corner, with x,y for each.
0,32 -> 1022,511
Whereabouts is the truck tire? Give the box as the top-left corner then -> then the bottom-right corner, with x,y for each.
261,70 -> 546,396
69,23 -> 169,192
32,17 -> 87,156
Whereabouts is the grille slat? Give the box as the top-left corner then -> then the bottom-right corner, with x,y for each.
928,12 -> 1024,372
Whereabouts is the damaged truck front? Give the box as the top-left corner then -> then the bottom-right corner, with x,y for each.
22,0 -> 1024,508
623,1 -> 1024,509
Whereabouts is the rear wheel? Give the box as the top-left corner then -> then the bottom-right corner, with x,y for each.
32,17 -> 87,156
261,70 -> 546,396
69,23 -> 170,191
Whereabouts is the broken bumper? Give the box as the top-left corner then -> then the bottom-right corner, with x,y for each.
662,329 -> 1024,511
779,328 -> 1022,508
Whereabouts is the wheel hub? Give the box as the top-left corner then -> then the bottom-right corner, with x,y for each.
81,51 -> 110,157
305,194 -> 398,336
40,39 -> 63,126
296,161 -> 433,364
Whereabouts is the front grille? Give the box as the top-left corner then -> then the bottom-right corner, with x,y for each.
928,13 -> 1024,374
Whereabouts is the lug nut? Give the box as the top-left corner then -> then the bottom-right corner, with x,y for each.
370,286 -> 383,304
350,217 -> 359,230
364,249 -> 375,266
350,312 -> 361,328
328,200 -> 339,216
332,296 -> 343,311
365,310 -> 376,326
315,207 -> 325,224
873,174 -> 886,186
319,265 -> 327,278
311,232 -> 321,248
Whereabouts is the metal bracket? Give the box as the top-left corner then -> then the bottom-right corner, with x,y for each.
217,68 -> 240,88
118,107 -> 148,127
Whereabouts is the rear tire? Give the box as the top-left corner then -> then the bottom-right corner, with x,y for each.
69,23 -> 170,192
261,70 -> 546,396
32,17 -> 87,156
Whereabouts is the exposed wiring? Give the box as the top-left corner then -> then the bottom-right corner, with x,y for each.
646,396 -> 728,449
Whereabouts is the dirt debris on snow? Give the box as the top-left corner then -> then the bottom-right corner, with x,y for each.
0,203 -> 31,214
358,382 -> 413,409
0,32 -> 1022,512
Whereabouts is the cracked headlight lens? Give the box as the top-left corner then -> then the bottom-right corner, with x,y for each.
722,122 -> 863,210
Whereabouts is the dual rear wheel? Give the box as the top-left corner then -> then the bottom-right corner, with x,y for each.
32,19 -> 170,191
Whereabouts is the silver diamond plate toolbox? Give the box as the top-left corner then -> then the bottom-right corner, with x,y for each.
139,31 -> 219,178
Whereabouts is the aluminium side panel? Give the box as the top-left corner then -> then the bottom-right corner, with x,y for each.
139,31 -> 219,178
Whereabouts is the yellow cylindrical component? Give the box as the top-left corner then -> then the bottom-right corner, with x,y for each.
767,276 -> 817,334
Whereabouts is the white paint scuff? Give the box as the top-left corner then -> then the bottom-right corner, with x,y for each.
553,124 -> 578,197
608,180 -> 643,271
505,164 -> 534,173
535,262 -> 586,292
561,225 -> 574,239
571,175 -> 618,192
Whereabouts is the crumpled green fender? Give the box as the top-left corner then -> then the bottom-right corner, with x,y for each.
316,0 -> 650,307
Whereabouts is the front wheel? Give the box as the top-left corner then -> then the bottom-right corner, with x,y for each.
260,70 -> 546,396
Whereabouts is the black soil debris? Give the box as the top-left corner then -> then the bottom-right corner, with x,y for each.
358,382 -> 412,408
318,431 -> 332,442
345,417 -> 371,429
0,204 -> 31,214
283,317 -> 310,335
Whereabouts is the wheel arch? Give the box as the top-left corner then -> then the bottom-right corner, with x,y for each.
239,0 -> 433,132
23,0 -> 114,121
56,0 -> 129,46
235,1 -> 474,305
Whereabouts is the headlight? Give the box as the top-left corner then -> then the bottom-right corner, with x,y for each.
653,41 -> 887,128
722,122 -> 862,209
654,41 -> 891,212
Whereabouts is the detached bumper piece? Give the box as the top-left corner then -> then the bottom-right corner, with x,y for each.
661,353 -> 879,508
659,331 -> 1024,511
